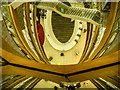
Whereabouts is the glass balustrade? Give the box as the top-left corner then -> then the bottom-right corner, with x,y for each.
1,5 -> 33,60
37,2 -> 101,25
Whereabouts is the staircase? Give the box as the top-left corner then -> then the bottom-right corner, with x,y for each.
37,2 -> 101,25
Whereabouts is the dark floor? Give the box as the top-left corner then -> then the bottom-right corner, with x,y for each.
52,11 -> 74,43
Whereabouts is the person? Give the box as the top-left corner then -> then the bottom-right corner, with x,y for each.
54,86 -> 58,90
67,85 -> 75,90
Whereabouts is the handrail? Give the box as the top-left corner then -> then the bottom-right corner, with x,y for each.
33,5 -> 50,63
22,4 -> 42,60
2,76 -> 24,89
27,78 -> 41,89
90,79 -> 105,89
5,76 -> 29,88
19,77 -> 36,88
1,5 -> 33,60
95,32 -> 118,58
98,77 -> 119,89
0,75 -> 20,86
93,79 -> 111,89
22,3 -> 41,61
102,76 -> 120,88
22,78 -> 37,88
95,12 -> 119,58
37,2 -> 101,25
9,5 -> 43,63
103,33 -> 119,56
13,77 -> 33,88
25,3 -> 50,64
79,23 -> 93,63
80,25 -> 99,63
86,2 -> 118,61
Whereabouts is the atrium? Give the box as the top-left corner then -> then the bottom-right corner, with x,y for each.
0,0 -> 120,89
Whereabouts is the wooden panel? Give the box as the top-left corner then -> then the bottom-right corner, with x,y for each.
68,65 -> 119,82
25,3 -> 49,64
1,48 -> 65,74
79,23 -> 93,63
1,47 -> 119,83
1,37 -> 26,58
9,5 -> 42,63
64,51 -> 119,74
81,26 -> 99,62
33,5 -> 49,61
2,65 -> 66,84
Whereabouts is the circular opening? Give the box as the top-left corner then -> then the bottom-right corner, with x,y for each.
52,11 -> 74,43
